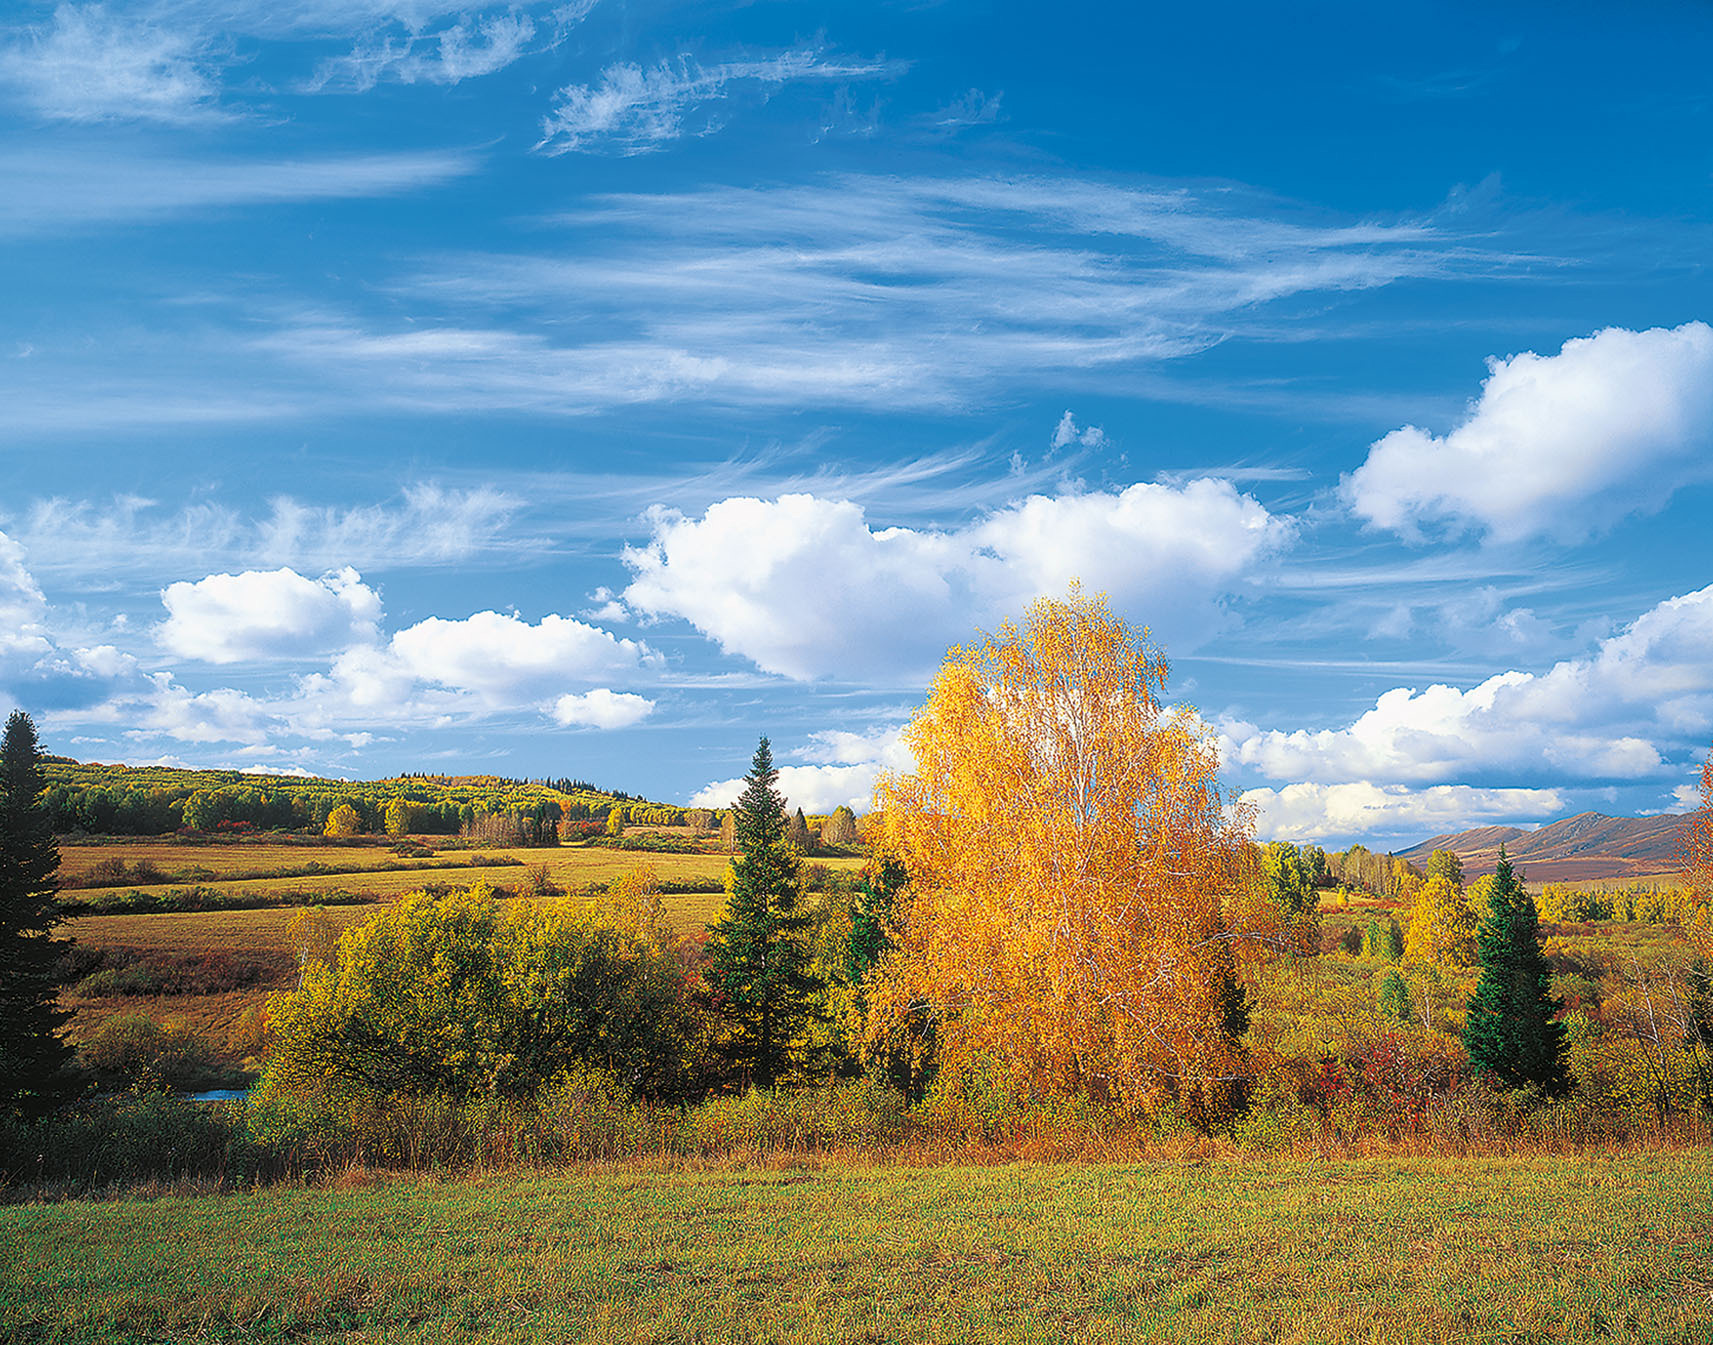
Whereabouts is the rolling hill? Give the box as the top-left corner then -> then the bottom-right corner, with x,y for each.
1396,811 -> 1691,882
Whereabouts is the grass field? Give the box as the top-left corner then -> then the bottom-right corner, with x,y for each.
4,1152 -> 1711,1343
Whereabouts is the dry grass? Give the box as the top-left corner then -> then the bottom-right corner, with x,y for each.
62,840 -> 859,904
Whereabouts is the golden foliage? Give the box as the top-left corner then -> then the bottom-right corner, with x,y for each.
323,803 -> 362,837
1686,744 -> 1713,959
1404,873 -> 1478,968
590,863 -> 669,949
868,586 -> 1268,1117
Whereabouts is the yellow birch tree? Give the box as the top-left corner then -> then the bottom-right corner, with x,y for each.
868,586 -> 1268,1122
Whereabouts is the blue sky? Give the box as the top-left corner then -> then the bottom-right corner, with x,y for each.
3,0 -> 1712,846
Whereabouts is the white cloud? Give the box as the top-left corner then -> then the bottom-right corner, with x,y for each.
1051,411 -> 1107,450
537,49 -> 900,155
282,607 -> 662,736
15,485 -> 519,579
925,87 -> 1002,131
689,727 -> 910,813
159,567 -> 383,664
1343,323 -> 1713,543
124,675 -> 279,745
0,528 -> 140,715
624,482 -> 1291,681
550,688 -> 653,730
253,173 -> 1515,419
1223,584 -> 1713,788
307,7 -> 559,92
0,3 -> 224,123
1242,782 -> 1567,844
0,145 -> 479,235
387,611 -> 659,698
1668,783 -> 1701,813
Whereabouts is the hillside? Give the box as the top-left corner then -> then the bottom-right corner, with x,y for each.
38,757 -> 676,837
1397,811 -> 1691,882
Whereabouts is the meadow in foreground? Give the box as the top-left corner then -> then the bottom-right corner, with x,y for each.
4,1152 -> 1711,1344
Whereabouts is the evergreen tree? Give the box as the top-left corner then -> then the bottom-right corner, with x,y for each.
1377,969 -> 1411,1023
1382,915 -> 1404,962
0,711 -> 76,1115
1462,847 -> 1569,1096
705,738 -> 822,1088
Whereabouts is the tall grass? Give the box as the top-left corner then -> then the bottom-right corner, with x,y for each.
8,1066 -> 1708,1203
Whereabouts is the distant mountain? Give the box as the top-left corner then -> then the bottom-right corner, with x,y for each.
1396,812 -> 1691,882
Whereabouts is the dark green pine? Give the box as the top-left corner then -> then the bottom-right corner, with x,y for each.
1462,847 -> 1569,1096
705,737 -> 822,1089
0,711 -> 77,1116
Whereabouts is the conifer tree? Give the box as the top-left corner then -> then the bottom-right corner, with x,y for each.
1462,848 -> 1569,1096
705,738 -> 821,1088
1377,968 -> 1411,1023
0,711 -> 76,1115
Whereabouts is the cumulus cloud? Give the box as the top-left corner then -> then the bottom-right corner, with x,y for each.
624,483 -> 1291,681
1051,411 -> 1107,450
537,49 -> 900,155
1242,782 -> 1567,844
551,688 -> 653,730
0,3 -> 225,123
1343,323 -> 1713,543
690,727 -> 910,813
278,607 -> 661,738
1223,583 -> 1713,788
159,567 -> 383,664
387,611 -> 659,699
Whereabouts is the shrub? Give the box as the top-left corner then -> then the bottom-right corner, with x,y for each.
77,1014 -> 238,1092
0,1093 -> 267,1193
518,862 -> 560,897
262,886 -> 709,1112
679,1078 -> 908,1155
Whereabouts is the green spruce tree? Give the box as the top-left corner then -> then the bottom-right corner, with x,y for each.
706,737 -> 821,1088
0,711 -> 76,1115
1462,847 -> 1569,1096
1377,969 -> 1411,1023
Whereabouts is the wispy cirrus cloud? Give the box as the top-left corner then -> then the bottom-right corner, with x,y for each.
0,3 -> 226,123
536,49 -> 904,155
244,173 -> 1525,418
0,143 -> 480,234
306,1 -> 596,93
1,1 -> 597,122
11,485 -> 522,581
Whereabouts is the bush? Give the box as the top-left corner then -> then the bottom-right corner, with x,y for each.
78,1014 -> 240,1092
0,1093 -> 269,1194
262,886 -> 710,1111
70,951 -> 266,998
679,1078 -> 908,1155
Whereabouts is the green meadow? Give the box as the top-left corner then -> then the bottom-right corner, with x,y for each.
5,1152 -> 1711,1344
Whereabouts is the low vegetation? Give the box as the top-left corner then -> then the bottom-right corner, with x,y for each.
5,1154 -> 1711,1343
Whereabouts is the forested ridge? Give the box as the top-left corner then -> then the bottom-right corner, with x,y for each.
38,757 -> 687,838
